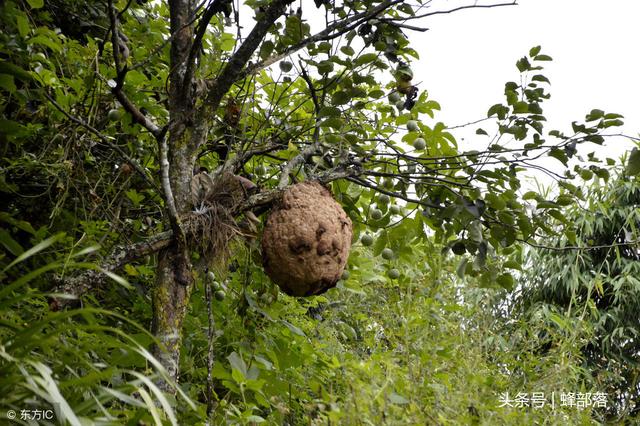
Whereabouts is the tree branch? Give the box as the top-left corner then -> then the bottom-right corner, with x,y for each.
184,0 -> 225,88
405,1 -> 518,20
237,0 -> 402,80
51,164 -> 364,307
107,0 -> 164,139
205,0 -> 295,114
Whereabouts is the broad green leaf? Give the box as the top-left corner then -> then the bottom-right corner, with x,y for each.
26,0 -> 44,8
626,148 -> 640,176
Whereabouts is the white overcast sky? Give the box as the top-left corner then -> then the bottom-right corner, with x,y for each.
415,0 -> 640,163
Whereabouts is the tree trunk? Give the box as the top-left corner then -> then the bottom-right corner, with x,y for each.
151,245 -> 194,384
151,127 -> 202,388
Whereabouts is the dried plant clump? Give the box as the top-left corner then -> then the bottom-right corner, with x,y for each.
185,172 -> 255,268
262,181 -> 352,297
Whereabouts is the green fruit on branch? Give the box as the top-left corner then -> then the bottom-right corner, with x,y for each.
389,205 -> 401,215
214,290 -> 226,301
341,269 -> 350,280
361,234 -> 374,246
279,61 -> 293,72
387,268 -> 400,279
108,109 -> 122,121
254,165 -> 266,176
381,248 -> 394,260
413,138 -> 426,150
395,100 -> 405,111
388,92 -> 402,103
370,209 -> 383,220
407,120 -> 419,132
378,194 -> 390,204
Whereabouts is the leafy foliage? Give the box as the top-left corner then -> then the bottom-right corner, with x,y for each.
0,0 -> 636,424
519,170 -> 640,420
0,232 -> 193,424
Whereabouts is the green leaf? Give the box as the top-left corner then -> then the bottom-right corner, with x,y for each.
626,148 -> 640,176
548,148 -> 568,166
484,193 -> 506,210
2,233 -> 64,273
456,257 -> 469,279
356,53 -> 378,66
503,260 -> 522,271
529,46 -> 541,57
282,320 -> 305,336
26,0 -> 44,8
585,109 -> 604,121
513,101 -> 529,114
16,13 -> 30,37
228,351 -> 248,378
28,35 -> 62,52
0,74 -> 16,93
318,106 -> 341,118
496,273 -> 514,291
259,41 -> 274,60
0,229 -> 24,256
516,57 -> 531,72
340,46 -> 355,56
331,91 -> 351,105
220,33 -> 235,51
532,74 -> 550,84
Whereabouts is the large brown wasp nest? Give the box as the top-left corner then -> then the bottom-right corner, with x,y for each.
262,181 -> 352,297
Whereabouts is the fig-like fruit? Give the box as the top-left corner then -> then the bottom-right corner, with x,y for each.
361,234 -> 374,246
279,61 -> 293,72
407,120 -> 419,132
381,248 -> 394,260
413,138 -> 426,150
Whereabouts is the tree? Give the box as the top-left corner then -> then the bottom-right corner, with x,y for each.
0,0 -> 625,406
518,168 -> 640,420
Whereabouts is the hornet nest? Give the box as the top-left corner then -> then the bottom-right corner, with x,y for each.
262,181 -> 352,297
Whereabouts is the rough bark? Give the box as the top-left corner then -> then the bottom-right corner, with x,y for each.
151,0 -> 199,388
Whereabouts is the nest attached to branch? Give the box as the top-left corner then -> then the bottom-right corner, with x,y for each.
261,181 -> 353,297
184,172 -> 255,268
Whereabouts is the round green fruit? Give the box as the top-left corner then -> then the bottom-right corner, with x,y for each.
388,92 -> 402,103
389,205 -> 401,215
413,137 -> 426,150
378,194 -> 390,204
381,248 -> 394,260
383,177 -> 394,189
361,234 -> 374,246
341,269 -> 350,280
387,268 -> 400,279
108,109 -> 122,121
370,209 -> 383,220
279,61 -> 293,72
395,100 -> 405,111
254,165 -> 266,176
212,281 -> 221,291
406,120 -> 419,132
206,271 -> 216,282
214,290 -> 226,301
